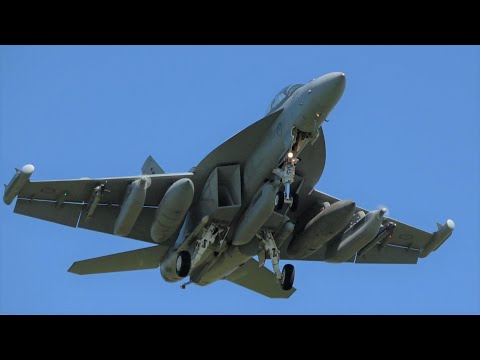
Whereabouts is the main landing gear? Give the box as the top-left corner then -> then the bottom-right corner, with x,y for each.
273,151 -> 299,212
179,223 -> 229,290
281,264 -> 295,291
176,251 -> 191,278
257,230 -> 295,291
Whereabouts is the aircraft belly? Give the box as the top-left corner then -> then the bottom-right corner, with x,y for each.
242,114 -> 290,203
193,246 -> 251,286
232,182 -> 277,246
190,109 -> 285,206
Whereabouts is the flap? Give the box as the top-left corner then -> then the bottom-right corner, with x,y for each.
15,199 -> 82,227
354,244 -> 419,264
14,199 -> 160,243
77,204 -> 158,243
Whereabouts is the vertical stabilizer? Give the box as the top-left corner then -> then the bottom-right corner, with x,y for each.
141,155 -> 165,175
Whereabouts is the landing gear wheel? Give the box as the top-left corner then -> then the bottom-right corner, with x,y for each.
280,264 -> 295,291
290,193 -> 299,212
176,251 -> 191,278
275,191 -> 284,210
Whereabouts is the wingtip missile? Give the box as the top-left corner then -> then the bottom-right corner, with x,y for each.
446,219 -> 455,230
3,164 -> 35,205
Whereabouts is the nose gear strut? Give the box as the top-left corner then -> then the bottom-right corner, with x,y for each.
273,151 -> 299,211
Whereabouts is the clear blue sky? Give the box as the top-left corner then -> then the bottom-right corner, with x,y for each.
1,45 -> 478,314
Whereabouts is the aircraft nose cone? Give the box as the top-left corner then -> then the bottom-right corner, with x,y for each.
335,72 -> 346,88
308,72 -> 346,107
294,72 -> 347,133
322,72 -> 346,96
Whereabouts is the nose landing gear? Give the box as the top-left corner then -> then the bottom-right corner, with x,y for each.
275,191 -> 298,212
273,151 -> 299,212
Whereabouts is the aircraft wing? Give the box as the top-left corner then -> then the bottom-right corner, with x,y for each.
226,258 -> 296,299
282,189 -> 453,264
13,173 -> 193,244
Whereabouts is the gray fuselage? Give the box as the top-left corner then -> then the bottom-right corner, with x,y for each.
176,72 -> 346,286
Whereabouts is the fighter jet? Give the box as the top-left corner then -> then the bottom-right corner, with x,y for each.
3,72 -> 455,298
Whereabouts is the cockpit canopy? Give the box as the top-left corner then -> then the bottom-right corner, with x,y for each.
266,83 -> 304,114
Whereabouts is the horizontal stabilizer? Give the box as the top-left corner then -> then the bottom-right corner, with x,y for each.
226,258 -> 296,299
68,245 -> 169,275
142,155 -> 165,175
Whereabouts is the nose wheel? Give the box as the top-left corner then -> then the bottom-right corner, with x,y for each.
274,191 -> 298,212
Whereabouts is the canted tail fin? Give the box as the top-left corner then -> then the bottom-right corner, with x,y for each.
141,155 -> 165,175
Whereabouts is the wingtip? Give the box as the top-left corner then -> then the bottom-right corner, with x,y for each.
266,288 -> 296,299
437,219 -> 455,231
446,219 -> 455,230
67,262 -> 81,275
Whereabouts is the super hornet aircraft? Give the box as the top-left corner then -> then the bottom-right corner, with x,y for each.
3,72 -> 455,298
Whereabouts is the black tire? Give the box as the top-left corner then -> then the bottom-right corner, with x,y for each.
176,251 -> 191,278
290,193 -> 299,212
280,264 -> 295,291
275,191 -> 284,210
